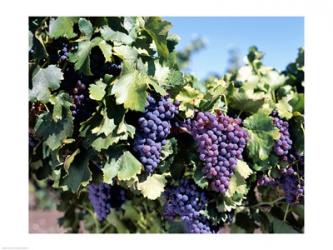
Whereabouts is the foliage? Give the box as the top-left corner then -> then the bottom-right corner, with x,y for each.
29,17 -> 304,233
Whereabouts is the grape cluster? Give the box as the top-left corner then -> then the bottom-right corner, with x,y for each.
133,95 -> 178,173
69,80 -> 91,121
183,216 -> 212,233
257,175 -> 277,187
163,179 -> 211,233
88,183 -> 112,221
184,111 -> 248,193
88,183 -> 126,221
59,43 -> 70,62
272,113 -> 292,160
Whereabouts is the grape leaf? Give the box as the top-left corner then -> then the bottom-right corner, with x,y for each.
276,97 -> 293,119
78,18 -> 93,40
61,150 -> 92,192
137,174 -> 167,200
229,87 -> 266,114
102,147 -> 123,184
89,80 -> 106,101
226,160 -> 252,198
117,151 -> 142,181
143,17 -> 172,60
63,148 -> 80,171
49,17 -> 78,39
100,25 -> 134,45
69,37 -> 112,75
176,85 -> 204,117
49,92 -> 72,122
35,112 -> 73,151
235,160 -> 253,179
113,45 -> 138,68
244,111 -> 280,161
30,65 -> 64,103
111,70 -> 148,111
268,215 -> 298,233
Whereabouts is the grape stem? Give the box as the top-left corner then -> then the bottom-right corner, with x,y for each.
78,204 -> 100,233
283,204 -> 290,222
251,197 -> 285,208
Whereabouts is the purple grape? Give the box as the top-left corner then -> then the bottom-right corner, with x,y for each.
133,95 -> 178,173
163,179 -> 212,233
183,111 -> 248,194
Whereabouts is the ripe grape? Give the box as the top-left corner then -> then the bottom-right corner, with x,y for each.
272,112 -> 292,161
88,183 -> 112,221
133,95 -> 178,173
183,111 -> 248,193
88,183 -> 126,221
163,179 -> 211,233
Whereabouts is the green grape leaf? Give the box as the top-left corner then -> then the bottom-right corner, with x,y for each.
276,97 -> 293,120
226,160 -> 252,198
143,17 -> 172,60
30,65 -> 64,103
289,93 -> 304,114
49,92 -> 72,122
137,174 -> 167,200
235,160 -> 253,179
49,17 -> 78,39
193,164 -> 208,189
111,70 -> 148,111
89,80 -> 106,101
113,45 -> 138,68
69,40 -> 92,75
78,18 -> 93,39
229,87 -> 266,114
244,111 -> 280,161
176,85 -> 204,117
61,150 -> 92,192
95,38 -> 113,63
100,25 -> 134,45
268,215 -> 298,233
91,132 -> 127,152
117,151 -> 142,181
63,148 -> 80,172
69,37 -> 112,75
102,147 -> 123,184
35,112 -> 73,151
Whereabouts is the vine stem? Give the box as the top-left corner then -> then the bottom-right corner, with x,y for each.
251,197 -> 285,208
78,205 -> 100,233
284,204 -> 290,222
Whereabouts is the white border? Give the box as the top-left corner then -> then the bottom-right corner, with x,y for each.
0,0 -> 332,249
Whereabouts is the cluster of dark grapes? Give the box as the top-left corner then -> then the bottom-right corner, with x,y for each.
183,111 -> 248,193
88,183 -> 126,221
163,179 -> 211,233
272,112 -> 293,161
257,175 -> 277,187
58,43 -> 70,62
70,80 -> 88,118
133,95 -> 178,173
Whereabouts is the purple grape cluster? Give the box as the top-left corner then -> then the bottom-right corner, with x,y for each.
257,175 -> 277,187
70,80 -> 88,119
272,113 -> 292,160
88,183 -> 112,221
133,95 -> 178,173
183,216 -> 212,233
88,183 -> 126,221
280,164 -> 304,204
59,43 -> 70,62
184,111 -> 248,193
163,179 -> 211,233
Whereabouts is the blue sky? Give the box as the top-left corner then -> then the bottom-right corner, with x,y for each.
164,17 -> 304,80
